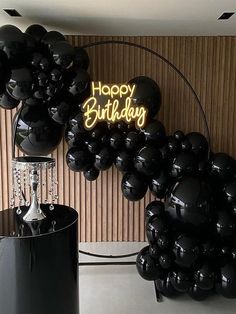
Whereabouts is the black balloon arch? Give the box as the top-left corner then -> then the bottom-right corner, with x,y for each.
1,24 -> 236,302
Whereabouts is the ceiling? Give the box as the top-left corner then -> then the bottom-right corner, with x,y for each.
0,0 -> 236,36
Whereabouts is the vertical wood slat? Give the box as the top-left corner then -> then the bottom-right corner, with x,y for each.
1,36 -> 236,242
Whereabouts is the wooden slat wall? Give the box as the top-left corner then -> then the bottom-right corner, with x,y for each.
1,36 -> 236,241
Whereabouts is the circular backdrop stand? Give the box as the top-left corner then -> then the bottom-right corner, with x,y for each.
0,204 -> 79,314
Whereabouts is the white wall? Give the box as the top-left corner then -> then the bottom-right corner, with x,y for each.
79,242 -> 236,314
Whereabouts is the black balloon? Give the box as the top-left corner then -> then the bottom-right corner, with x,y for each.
114,150 -> 134,172
0,25 -> 26,66
142,120 -> 166,145
149,244 -> 159,259
31,52 -> 43,68
174,130 -> 185,142
68,69 -> 90,99
68,111 -> 86,134
134,146 -> 162,176
121,172 -> 148,201
170,152 -> 197,178
51,68 -> 63,82
157,234 -> 171,250
188,284 -> 211,301
125,131 -> 144,151
74,47 -> 90,70
66,147 -> 93,172
167,136 -> 180,156
186,132 -> 209,160
51,41 -> 75,69
173,235 -> 200,268
39,57 -> 50,71
6,67 -> 32,100
155,276 -> 178,298
210,152 -> 235,181
216,211 -> 236,238
194,264 -> 215,290
217,263 -> 236,298
165,177 -> 212,228
0,92 -> 20,109
109,131 -> 124,150
25,24 -> 47,41
146,216 -> 168,244
129,76 -> 161,118
64,128 -> 85,148
136,246 -> 163,281
169,269 -> 191,292
149,170 -> 169,199
223,181 -> 236,203
94,146 -> 114,170
159,252 -> 172,269
48,91 -> 74,124
145,201 -> 165,222
86,139 -> 101,154
42,31 -> 65,47
13,105 -> 63,155
83,167 -> 99,181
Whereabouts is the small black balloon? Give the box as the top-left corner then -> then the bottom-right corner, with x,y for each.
114,150 -> 134,172
6,67 -> 32,100
109,131 -> 124,150
186,132 -> 209,160
136,246 -> 163,281
217,263 -> 236,298
146,216 -> 168,244
145,200 -> 165,222
25,24 -> 47,41
135,146 -> 162,176
223,181 -> 236,203
86,139 -> 101,154
169,269 -> 192,292
149,245 -> 159,259
83,167 -> 99,181
64,128 -> 85,148
216,211 -> 236,238
66,147 -> 93,172
174,130 -> 185,141
51,41 -> 75,69
210,152 -> 235,181
68,69 -> 90,98
68,111 -> 86,133
170,152 -> 197,179
159,252 -> 172,269
194,264 -> 215,290
188,284 -> 211,301
167,136 -> 180,155
31,52 -> 43,68
149,170 -> 169,199
48,91 -> 74,124
42,31 -> 65,47
94,146 -> 114,170
155,276 -> 178,298
125,131 -> 144,151
129,76 -> 161,118
142,120 -> 166,145
121,172 -> 148,201
74,47 -> 90,70
173,235 -> 200,268
39,57 -> 50,71
51,68 -> 63,82
0,92 -> 20,109
157,234 -> 171,250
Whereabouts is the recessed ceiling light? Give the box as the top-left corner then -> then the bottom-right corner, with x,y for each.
3,9 -> 21,17
218,12 -> 235,20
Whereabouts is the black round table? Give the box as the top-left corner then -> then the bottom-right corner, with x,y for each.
0,204 -> 79,314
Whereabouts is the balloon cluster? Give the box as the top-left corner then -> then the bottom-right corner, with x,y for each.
0,24 -> 90,155
137,150 -> 236,301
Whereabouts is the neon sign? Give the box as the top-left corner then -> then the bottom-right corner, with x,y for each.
82,82 -> 148,130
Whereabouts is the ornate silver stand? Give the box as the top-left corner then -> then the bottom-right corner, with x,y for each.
11,157 -> 57,222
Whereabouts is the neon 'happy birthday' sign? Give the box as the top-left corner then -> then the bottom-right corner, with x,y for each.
82,82 -> 148,130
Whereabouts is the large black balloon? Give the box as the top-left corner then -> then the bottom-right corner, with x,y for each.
136,246 -> 163,281
0,92 -> 19,109
142,120 -> 166,145
0,25 -> 26,66
74,47 -> 90,70
51,41 -> 75,69
129,76 -> 161,118
94,147 -> 114,170
6,67 -> 33,100
185,132 -> 209,160
13,105 -> 63,155
216,211 -> 236,238
170,152 -> 197,179
134,146 -> 162,176
169,269 -> 191,292
173,235 -> 200,268
25,24 -> 47,41
149,170 -> 169,199
217,263 -> 236,298
165,177 -> 212,228
125,131 -> 144,151
114,150 -> 134,172
194,264 -> 215,290
66,147 -> 93,172
155,276 -> 178,298
121,172 -> 148,201
83,167 -> 99,181
145,201 -> 165,222
48,91 -> 74,124
210,153 -> 236,181
188,284 -> 211,301
146,216 -> 168,244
